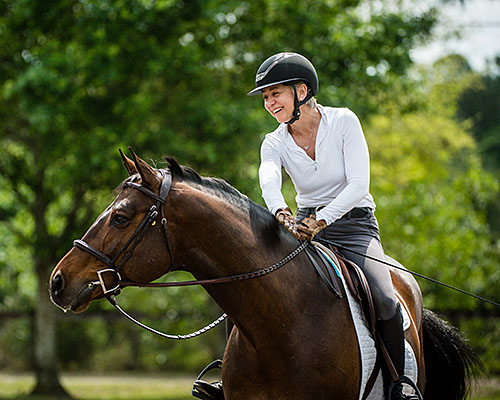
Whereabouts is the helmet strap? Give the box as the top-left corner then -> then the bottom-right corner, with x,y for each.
285,83 -> 313,125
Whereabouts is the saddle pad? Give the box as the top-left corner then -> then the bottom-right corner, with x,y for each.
316,245 -> 418,400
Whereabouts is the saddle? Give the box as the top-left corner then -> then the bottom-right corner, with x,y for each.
309,242 -> 377,335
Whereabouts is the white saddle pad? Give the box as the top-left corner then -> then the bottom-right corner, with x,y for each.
316,244 -> 418,400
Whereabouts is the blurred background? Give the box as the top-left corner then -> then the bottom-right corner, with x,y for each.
0,0 -> 499,398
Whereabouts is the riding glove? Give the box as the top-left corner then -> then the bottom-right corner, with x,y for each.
275,208 -> 300,239
297,214 -> 327,241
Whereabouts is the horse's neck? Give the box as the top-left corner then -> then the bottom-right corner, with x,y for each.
169,185 -> 307,337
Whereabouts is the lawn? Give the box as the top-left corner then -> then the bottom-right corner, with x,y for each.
1,373 -> 499,400
0,373 -> 193,400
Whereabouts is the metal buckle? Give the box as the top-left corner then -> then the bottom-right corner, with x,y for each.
96,269 -> 122,294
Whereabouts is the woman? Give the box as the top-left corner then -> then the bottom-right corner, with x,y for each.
249,52 -> 417,400
193,52 -> 417,400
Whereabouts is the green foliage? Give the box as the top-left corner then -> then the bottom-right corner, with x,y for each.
367,110 -> 499,310
0,0 -> 497,378
457,58 -> 500,171
460,317 -> 500,375
0,319 -> 32,370
0,0 -> 441,305
455,58 -> 500,234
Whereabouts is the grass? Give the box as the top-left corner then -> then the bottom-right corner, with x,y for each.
1,372 -> 499,399
472,378 -> 500,400
0,373 -> 193,400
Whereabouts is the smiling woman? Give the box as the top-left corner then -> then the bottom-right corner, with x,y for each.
246,51 -> 419,400
261,83 -> 320,154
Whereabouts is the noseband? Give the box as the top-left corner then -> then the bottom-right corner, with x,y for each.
74,169 -> 174,295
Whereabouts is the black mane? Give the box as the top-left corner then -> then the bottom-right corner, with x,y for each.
165,156 -> 250,212
165,157 -> 286,247
117,156 -> 285,247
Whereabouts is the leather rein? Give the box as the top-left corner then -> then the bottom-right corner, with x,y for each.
73,169 -> 308,339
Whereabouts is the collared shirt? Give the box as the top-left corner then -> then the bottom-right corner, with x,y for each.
258,105 -> 376,225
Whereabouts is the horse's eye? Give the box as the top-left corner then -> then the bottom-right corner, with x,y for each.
112,214 -> 129,226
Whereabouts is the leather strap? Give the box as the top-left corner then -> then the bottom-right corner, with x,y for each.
361,354 -> 381,400
74,239 -> 114,269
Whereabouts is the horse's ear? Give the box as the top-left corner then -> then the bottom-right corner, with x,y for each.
128,146 -> 161,189
119,148 -> 137,176
165,156 -> 184,180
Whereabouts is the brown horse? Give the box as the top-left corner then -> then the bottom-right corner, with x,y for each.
49,149 -> 479,399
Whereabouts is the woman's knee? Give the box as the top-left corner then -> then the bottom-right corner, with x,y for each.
372,289 -> 398,320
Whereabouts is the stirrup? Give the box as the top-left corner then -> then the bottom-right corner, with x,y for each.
192,359 -> 224,400
388,376 -> 423,400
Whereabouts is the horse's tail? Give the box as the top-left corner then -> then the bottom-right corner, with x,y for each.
422,308 -> 482,399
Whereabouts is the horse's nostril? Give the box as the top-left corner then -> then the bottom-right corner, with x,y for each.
51,272 -> 65,296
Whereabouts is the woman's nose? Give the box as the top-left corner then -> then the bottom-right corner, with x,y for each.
265,99 -> 275,111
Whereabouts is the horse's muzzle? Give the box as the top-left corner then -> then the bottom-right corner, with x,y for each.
49,270 -> 97,313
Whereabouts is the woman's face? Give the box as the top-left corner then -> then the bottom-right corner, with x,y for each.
262,84 -> 306,123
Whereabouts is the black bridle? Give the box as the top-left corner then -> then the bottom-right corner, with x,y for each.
74,169 -> 174,295
72,168 -> 308,339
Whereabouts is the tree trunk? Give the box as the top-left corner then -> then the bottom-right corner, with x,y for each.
31,265 -> 70,397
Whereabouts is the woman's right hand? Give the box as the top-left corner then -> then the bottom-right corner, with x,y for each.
276,208 -> 300,239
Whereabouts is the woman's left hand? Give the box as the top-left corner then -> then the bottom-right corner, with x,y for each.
297,215 -> 327,241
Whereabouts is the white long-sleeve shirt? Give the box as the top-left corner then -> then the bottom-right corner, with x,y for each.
259,105 -> 375,225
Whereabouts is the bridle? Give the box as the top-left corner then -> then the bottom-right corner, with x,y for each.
72,168 -> 308,339
74,169 -> 174,295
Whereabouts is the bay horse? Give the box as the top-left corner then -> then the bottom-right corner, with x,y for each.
49,149 -> 479,399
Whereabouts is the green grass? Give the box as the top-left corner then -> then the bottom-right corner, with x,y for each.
472,378 -> 500,400
1,373 -> 499,399
0,373 -> 193,400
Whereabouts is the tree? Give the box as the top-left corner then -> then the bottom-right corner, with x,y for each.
458,61 -> 500,170
367,110 -> 499,309
363,57 -> 500,373
456,56 -> 500,233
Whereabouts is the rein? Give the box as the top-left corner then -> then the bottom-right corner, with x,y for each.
316,237 -> 500,308
120,240 -> 308,289
72,169 -> 309,339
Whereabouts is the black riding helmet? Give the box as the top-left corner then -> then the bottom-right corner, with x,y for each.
247,52 -> 319,124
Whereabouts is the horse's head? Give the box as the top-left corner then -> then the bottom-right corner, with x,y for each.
49,148 -> 173,313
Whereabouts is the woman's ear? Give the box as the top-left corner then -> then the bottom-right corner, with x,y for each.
298,83 -> 308,101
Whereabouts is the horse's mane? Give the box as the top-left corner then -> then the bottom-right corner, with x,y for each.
116,157 -> 246,208
115,156 -> 285,246
165,156 -> 249,212
165,157 -> 287,247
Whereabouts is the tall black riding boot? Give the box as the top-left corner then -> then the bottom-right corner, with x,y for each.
376,303 -> 407,400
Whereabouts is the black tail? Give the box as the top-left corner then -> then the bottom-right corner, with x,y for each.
422,309 -> 482,399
